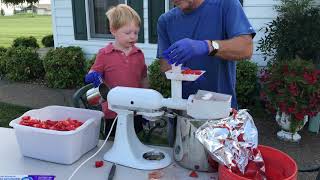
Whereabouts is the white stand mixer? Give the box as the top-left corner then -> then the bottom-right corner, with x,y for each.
103,65 -> 231,170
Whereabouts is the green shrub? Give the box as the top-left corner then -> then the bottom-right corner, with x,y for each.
1,9 -> 4,16
41,34 -> 54,47
12,36 -> 39,48
5,47 -> 44,81
0,47 -> 7,54
0,47 -> 7,76
236,60 -> 259,108
257,0 -> 320,64
148,60 -> 171,98
43,46 -> 86,88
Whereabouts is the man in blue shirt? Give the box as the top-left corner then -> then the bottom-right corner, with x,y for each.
157,0 -> 256,109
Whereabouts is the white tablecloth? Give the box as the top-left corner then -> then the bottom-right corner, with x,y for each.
0,127 -> 218,180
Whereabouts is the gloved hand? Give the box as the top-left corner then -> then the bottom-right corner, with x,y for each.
85,71 -> 103,87
162,38 -> 209,65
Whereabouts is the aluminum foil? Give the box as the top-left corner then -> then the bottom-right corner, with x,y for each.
195,109 -> 265,177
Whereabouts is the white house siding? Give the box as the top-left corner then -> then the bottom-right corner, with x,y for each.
52,0 -> 282,67
244,0 -> 279,66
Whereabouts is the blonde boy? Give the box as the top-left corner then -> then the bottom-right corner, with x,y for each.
85,4 -> 147,136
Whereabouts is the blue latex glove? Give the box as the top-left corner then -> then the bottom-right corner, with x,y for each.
85,71 -> 103,87
162,38 -> 209,65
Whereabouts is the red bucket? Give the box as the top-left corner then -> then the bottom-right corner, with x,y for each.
219,145 -> 297,180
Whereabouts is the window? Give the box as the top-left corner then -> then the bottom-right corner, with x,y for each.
88,0 -> 124,38
148,0 -> 165,43
83,0 -> 144,42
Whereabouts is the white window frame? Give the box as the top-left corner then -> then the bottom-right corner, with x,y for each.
85,0 -> 126,40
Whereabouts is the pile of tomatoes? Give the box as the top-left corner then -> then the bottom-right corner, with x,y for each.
19,116 -> 83,131
181,69 -> 202,75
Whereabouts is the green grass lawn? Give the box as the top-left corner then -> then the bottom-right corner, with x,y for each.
0,102 -> 30,128
0,14 -> 52,47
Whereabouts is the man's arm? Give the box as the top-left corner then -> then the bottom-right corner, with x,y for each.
159,34 -> 253,72
159,59 -> 171,72
208,35 -> 253,61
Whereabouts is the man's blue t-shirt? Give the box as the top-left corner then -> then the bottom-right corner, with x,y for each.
157,0 -> 256,108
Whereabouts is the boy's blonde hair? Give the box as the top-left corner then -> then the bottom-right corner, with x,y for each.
106,4 -> 141,30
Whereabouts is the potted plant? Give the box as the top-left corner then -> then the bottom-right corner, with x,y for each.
257,0 -> 320,134
260,59 -> 320,142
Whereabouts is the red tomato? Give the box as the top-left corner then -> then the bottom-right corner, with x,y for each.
19,117 -> 83,131
207,156 -> 219,172
22,116 -> 31,120
181,69 -> 202,75
66,125 -> 76,131
192,70 -> 202,75
33,124 -> 41,128
62,121 -> 70,126
95,161 -> 104,168
237,133 -> 245,142
189,170 -> 198,178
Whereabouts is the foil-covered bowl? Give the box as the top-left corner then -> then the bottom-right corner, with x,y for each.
195,109 -> 265,177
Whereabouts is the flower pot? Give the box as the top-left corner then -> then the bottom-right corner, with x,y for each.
275,111 -> 308,142
308,112 -> 320,133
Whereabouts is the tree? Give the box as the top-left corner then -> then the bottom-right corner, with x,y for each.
2,0 -> 38,5
3,0 -> 39,15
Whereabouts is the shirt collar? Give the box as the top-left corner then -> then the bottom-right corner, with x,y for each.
104,43 -> 142,55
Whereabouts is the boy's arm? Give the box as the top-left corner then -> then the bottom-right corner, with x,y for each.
88,49 -> 105,74
141,76 -> 149,88
139,53 -> 149,88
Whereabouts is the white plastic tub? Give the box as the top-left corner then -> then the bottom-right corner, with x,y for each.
9,106 -> 104,164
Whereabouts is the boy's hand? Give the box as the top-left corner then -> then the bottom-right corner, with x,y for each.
162,38 -> 209,65
85,72 -> 103,87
